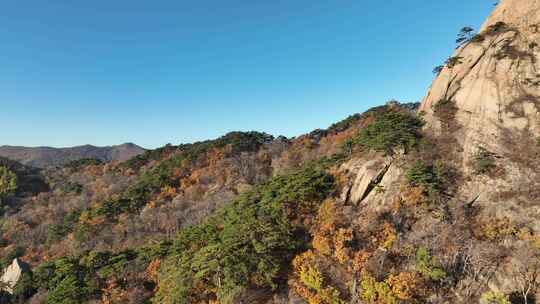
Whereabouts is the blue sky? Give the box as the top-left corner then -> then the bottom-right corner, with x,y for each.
0,0 -> 494,148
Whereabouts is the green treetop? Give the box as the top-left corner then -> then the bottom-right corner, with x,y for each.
0,166 -> 17,200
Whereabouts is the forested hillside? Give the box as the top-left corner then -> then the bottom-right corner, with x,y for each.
0,102 -> 409,303
1,0 -> 540,303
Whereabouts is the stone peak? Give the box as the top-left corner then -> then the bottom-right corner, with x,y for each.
481,0 -> 540,31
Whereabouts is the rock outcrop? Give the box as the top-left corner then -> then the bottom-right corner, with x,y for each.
1,258 -> 27,294
420,0 -> 540,170
339,0 -> 540,299
419,0 -> 540,296
340,157 -> 393,205
420,0 -> 540,205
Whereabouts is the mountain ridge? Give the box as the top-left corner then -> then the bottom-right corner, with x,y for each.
0,143 -> 146,168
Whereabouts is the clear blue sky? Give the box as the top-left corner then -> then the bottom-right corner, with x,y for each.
0,0 -> 494,149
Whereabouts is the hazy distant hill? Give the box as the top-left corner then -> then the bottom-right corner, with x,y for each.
0,143 -> 146,168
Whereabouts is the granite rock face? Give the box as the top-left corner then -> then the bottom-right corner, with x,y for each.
420,0 -> 540,296
420,0 -> 540,171
339,1 -> 540,299
419,0 -> 540,211
340,157 -> 393,205
1,259 -> 27,294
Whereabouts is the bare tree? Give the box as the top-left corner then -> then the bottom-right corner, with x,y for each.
450,243 -> 502,301
511,247 -> 540,304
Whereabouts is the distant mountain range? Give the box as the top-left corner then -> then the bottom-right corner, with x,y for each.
0,143 -> 146,168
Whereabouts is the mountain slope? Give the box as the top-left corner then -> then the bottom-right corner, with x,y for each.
0,143 -> 146,168
337,1 -> 540,303
0,102 -> 406,303
1,1 -> 539,303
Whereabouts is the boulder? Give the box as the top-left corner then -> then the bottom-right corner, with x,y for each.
340,157 -> 392,205
1,258 -> 27,294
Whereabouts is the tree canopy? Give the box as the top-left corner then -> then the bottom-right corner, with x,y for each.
0,166 -> 17,200
353,111 -> 425,155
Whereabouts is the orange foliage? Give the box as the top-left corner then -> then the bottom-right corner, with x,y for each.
79,209 -> 106,226
86,164 -> 103,176
312,200 -> 338,255
291,280 -> 322,304
313,233 -> 333,256
373,221 -> 397,250
386,272 -> 423,300
393,186 -> 428,213
146,200 -> 158,209
159,186 -> 178,200
318,129 -> 355,154
473,216 -> 515,241
100,279 -> 129,304
146,259 -> 161,282
311,200 -> 353,262
207,147 -> 226,166
334,228 -> 353,263
351,251 -> 372,272
291,251 -> 345,304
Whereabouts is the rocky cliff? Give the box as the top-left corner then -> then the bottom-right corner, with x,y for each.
339,0 -> 540,302
418,0 -> 540,297
420,0 -> 540,167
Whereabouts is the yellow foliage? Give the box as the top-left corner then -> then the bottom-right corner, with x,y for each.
474,217 -> 515,241
293,251 -> 323,291
386,272 -> 422,300
517,227 -> 540,248
317,199 -> 340,230
481,291 -> 511,304
334,228 -> 353,263
392,186 -> 428,214
292,251 -> 346,304
313,233 -> 333,256
159,185 -> 178,200
359,271 -> 397,304
358,271 -> 421,304
375,222 -> 397,250
401,244 -> 416,259
312,199 -> 353,261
